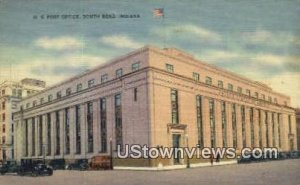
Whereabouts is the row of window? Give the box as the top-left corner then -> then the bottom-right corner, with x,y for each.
24,94 -> 123,157
165,63 -> 285,105
171,88 -> 289,148
22,62 -> 141,110
0,88 -> 36,98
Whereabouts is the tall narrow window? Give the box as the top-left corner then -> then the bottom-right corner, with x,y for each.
171,89 -> 179,124
228,84 -> 233,91
39,116 -> 43,156
209,99 -> 215,148
100,98 -> 107,153
101,74 -> 108,83
77,83 -> 82,92
205,77 -> 212,85
196,95 -> 203,148
237,87 -> 242,94
232,104 -> 237,148
241,106 -> 246,147
75,105 -> 81,154
55,111 -> 60,155
272,113 -> 275,147
288,115 -> 292,134
132,62 -> 140,71
265,111 -> 269,147
87,102 -> 94,153
56,91 -> 62,99
25,119 -> 28,157
278,113 -> 281,148
246,89 -> 251,96
258,110 -> 262,147
115,94 -> 123,150
193,72 -> 200,81
65,108 -> 70,154
88,79 -> 95,88
47,113 -> 51,156
250,108 -> 254,147
218,80 -> 223,88
134,88 -> 138,101
166,64 -> 174,73
32,118 -> 35,156
116,68 -> 123,78
66,88 -> 72,96
221,101 -> 227,147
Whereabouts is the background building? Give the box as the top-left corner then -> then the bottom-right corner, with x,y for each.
296,108 -> 300,150
0,78 -> 45,161
13,46 -> 297,167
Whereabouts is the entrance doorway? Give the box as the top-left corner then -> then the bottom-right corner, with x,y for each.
172,134 -> 181,164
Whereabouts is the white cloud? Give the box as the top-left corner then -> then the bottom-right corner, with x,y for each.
100,35 -> 143,49
153,24 -> 221,42
241,30 -> 296,46
197,50 -> 240,62
0,55 -> 106,86
253,54 -> 299,67
35,36 -> 84,50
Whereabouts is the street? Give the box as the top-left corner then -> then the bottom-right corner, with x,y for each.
0,159 -> 299,185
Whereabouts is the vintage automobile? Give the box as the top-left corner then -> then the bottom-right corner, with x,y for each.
18,158 -> 53,176
0,160 -> 20,175
89,155 -> 112,170
65,159 -> 89,170
48,159 -> 66,170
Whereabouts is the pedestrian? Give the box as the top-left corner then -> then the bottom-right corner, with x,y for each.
210,154 -> 214,165
216,153 -> 220,163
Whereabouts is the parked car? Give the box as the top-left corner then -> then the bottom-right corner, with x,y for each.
48,159 -> 66,170
0,160 -> 20,175
18,158 -> 53,176
65,159 -> 88,170
89,155 -> 112,170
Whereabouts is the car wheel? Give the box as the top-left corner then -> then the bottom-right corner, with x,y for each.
48,170 -> 53,176
31,171 -> 38,177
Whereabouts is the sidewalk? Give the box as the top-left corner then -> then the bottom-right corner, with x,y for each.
114,160 -> 237,171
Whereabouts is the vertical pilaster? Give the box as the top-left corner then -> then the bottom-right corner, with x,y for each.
267,112 -> 273,147
35,116 -> 39,157
260,110 -> 267,148
291,114 -> 297,150
202,97 -> 210,148
215,100 -> 222,148
42,115 -> 47,157
59,110 -> 64,157
280,114 -> 289,151
253,109 -> 259,148
245,107 -> 251,148
51,112 -> 56,157
273,113 -> 279,148
80,103 -> 87,157
69,106 -> 75,157
28,118 -> 32,157
93,100 -> 100,153
226,102 -> 233,147
236,104 -> 243,150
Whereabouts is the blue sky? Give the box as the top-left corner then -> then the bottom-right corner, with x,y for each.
0,0 -> 299,107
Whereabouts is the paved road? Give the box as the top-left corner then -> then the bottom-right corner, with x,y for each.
0,159 -> 299,185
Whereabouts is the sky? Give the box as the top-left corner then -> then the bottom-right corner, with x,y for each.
0,0 -> 299,107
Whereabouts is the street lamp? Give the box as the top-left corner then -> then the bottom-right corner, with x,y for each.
185,134 -> 190,168
109,137 -> 113,170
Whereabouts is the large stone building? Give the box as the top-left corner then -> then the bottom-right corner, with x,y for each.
0,78 -> 45,161
13,46 -> 297,167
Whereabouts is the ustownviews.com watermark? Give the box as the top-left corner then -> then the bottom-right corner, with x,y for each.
117,144 -> 278,159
